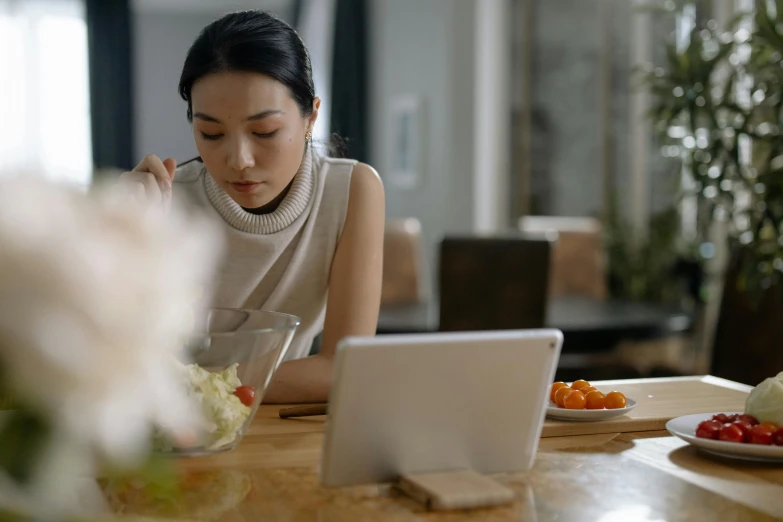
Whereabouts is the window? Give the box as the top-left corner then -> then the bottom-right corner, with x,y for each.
0,0 -> 92,188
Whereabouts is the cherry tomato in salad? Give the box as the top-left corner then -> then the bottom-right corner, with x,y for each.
696,420 -> 723,440
719,424 -> 744,443
233,385 -> 255,407
773,428 -> 783,446
749,424 -> 774,445
760,421 -> 779,432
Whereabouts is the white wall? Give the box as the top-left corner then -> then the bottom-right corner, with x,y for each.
131,0 -> 291,163
370,0 -> 510,284
297,0 -> 336,145
132,12 -> 208,163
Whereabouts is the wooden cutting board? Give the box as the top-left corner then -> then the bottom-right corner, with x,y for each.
541,375 -> 753,438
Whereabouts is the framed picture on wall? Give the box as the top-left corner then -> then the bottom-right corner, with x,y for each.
389,96 -> 423,188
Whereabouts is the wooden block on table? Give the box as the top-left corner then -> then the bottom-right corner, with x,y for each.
396,470 -> 515,511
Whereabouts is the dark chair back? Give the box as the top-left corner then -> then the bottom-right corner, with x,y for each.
438,235 -> 553,332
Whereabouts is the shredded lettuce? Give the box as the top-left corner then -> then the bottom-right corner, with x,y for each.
152,361 -> 251,452
184,363 -> 251,450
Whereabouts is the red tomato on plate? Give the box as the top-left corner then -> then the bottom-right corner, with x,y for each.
732,420 -> 753,442
233,385 -> 255,407
737,414 -> 759,426
772,428 -> 783,446
696,420 -> 723,440
719,424 -> 744,443
712,413 -> 731,424
749,424 -> 775,445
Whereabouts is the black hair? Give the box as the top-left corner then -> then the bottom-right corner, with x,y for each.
178,10 -> 315,122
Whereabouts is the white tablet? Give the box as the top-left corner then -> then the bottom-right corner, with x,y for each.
320,329 -> 563,487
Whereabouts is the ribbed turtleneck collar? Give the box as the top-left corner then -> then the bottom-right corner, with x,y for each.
204,150 -> 315,234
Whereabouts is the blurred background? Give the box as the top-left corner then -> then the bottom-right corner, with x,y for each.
2,0 -> 780,385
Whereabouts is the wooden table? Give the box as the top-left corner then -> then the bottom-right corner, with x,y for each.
103,376 -> 783,520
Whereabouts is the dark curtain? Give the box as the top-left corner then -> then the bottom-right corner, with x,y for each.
291,0 -> 305,27
330,0 -> 369,162
85,0 -> 135,171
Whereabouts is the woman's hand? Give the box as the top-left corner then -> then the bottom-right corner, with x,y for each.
118,155 -> 177,210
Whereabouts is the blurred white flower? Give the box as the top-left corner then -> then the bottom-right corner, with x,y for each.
0,176 -> 223,466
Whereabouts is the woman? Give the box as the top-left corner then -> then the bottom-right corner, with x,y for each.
119,10 -> 385,404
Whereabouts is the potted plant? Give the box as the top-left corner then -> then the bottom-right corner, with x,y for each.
644,0 -> 783,383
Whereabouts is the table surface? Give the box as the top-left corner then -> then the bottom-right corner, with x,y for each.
378,297 -> 693,337
102,376 -> 783,521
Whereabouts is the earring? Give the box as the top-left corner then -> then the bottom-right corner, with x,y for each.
305,130 -> 313,142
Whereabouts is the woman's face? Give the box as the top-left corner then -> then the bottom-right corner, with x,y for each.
190,71 -> 318,209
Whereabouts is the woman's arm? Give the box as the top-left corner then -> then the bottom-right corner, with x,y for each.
262,163 -> 385,403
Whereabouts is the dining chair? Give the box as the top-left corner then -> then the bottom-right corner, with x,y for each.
381,218 -> 425,305
518,216 -> 607,300
438,235 -> 553,332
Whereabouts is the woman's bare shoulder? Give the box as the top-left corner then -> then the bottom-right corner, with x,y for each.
348,162 -> 383,198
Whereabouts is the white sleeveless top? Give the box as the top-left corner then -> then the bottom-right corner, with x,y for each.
173,149 -> 356,361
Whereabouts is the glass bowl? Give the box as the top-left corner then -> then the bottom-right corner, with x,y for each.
161,308 -> 300,456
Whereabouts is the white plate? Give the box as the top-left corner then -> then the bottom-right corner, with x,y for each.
666,412 -> 783,463
545,398 -> 636,421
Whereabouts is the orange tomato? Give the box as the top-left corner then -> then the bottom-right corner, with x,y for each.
550,382 -> 569,403
604,391 -> 627,409
564,390 -> 586,409
571,379 -> 591,391
761,421 -> 779,432
585,390 -> 606,410
580,386 -> 597,394
555,386 -> 572,408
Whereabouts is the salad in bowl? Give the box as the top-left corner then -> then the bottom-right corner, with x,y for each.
157,308 -> 299,455
179,362 -> 253,451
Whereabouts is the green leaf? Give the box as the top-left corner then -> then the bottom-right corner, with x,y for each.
0,409 -> 51,485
